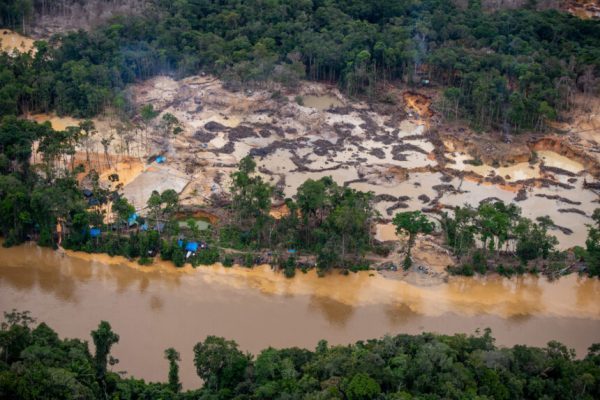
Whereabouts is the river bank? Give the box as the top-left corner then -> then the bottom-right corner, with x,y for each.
1,243 -> 598,388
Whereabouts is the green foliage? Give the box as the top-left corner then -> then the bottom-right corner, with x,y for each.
282,256 -> 296,278
165,348 -> 181,393
585,209 -> 600,277
1,1 -> 597,128
193,336 -> 250,391
443,202 -> 562,276
345,373 -> 381,400
193,247 -> 220,266
91,321 -> 119,386
393,211 -> 434,268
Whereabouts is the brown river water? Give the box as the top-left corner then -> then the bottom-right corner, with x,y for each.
1,243 -> 599,389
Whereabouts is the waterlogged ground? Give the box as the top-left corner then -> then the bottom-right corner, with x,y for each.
18,75 -> 600,250
124,75 -> 600,250
0,244 -> 598,388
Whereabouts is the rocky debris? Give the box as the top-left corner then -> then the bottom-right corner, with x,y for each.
548,224 -> 574,235
526,178 -> 575,190
194,129 -> 215,142
418,194 -> 431,203
358,113 -> 380,134
392,143 -> 429,155
255,122 -> 285,137
558,208 -> 588,216
583,180 -> 600,190
534,193 -> 582,205
515,188 -> 528,202
313,139 -> 336,156
540,164 -> 578,177
386,202 -> 409,215
479,197 -> 505,204
373,194 -> 398,202
485,175 -> 506,185
258,129 -> 272,138
210,142 -> 235,154
432,184 -> 457,194
229,125 -> 256,140
369,148 -> 386,159
204,121 -> 227,132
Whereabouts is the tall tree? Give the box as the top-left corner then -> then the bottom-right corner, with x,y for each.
91,321 -> 119,398
393,211 -> 434,268
164,347 -> 181,393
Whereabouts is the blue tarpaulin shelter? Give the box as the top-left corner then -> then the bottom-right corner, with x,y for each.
127,213 -> 138,226
155,156 -> 166,164
140,223 -> 148,231
89,228 -> 101,238
185,242 -> 199,252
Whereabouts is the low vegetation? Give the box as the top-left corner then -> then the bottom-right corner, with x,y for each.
1,310 -> 599,399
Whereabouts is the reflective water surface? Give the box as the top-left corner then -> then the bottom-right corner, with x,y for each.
1,243 -> 599,389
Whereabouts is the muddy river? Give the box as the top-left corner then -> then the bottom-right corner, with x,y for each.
1,243 -> 599,389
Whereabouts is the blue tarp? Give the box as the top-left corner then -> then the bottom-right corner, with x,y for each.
177,239 -> 184,248
155,156 -> 166,164
140,223 -> 148,231
127,213 -> 138,226
287,249 -> 297,254
89,228 -> 101,238
185,242 -> 199,252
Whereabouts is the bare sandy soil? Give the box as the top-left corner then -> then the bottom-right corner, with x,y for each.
119,75 -> 600,254
0,29 -> 36,54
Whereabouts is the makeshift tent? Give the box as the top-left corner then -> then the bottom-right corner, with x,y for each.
89,228 -> 101,238
127,213 -> 138,226
185,242 -> 199,252
155,155 -> 166,164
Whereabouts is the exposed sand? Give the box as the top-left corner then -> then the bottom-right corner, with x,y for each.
0,29 -> 35,54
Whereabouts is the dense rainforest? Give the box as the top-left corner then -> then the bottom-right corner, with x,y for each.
1,310 -> 599,400
0,0 -> 599,131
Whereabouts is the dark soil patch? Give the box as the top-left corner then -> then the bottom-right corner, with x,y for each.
386,202 -> 409,215
558,208 -> 588,216
194,129 -> 215,142
534,193 -> 581,205
204,121 -> 227,132
515,188 -> 527,202
228,125 -> 256,141
369,148 -> 386,159
540,165 -> 577,177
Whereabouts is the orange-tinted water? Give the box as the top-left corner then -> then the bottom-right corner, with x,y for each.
0,243 -> 598,389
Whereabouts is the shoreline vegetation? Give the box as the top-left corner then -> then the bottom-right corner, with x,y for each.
1,310 -> 599,399
16,150 -> 600,279
1,118 -> 599,279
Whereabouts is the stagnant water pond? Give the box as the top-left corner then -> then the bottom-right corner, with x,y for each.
1,243 -> 599,389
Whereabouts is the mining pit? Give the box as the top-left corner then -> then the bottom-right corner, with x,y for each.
20,73 -> 600,270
